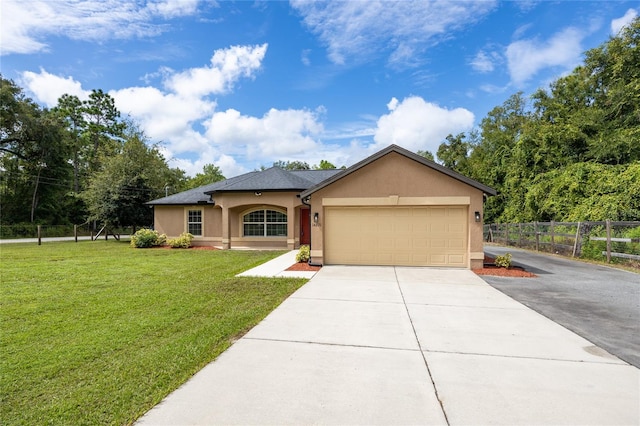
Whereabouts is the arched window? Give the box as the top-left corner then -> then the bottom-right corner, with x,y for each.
243,209 -> 287,237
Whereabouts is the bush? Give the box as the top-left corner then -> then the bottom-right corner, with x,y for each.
130,228 -> 166,248
495,253 -> 512,269
296,245 -> 310,263
167,233 -> 194,249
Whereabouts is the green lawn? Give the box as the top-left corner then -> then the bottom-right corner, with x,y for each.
0,241 -> 306,425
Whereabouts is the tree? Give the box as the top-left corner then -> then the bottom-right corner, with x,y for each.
272,160 -> 311,170
436,133 -> 470,171
416,150 -> 434,161
313,159 -> 337,169
466,93 -> 529,222
184,164 -> 225,190
0,76 -> 72,224
83,128 -> 179,229
81,89 -> 126,174
52,94 -> 86,193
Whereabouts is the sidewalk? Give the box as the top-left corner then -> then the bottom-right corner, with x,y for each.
236,250 -> 318,279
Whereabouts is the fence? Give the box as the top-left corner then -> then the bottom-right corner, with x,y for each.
484,220 -> 640,265
0,224 -> 138,242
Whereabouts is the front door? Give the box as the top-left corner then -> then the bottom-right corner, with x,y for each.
300,208 -> 311,245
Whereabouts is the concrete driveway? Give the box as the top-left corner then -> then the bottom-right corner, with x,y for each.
137,265 -> 639,425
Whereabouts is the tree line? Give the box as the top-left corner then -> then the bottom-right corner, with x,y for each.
432,17 -> 639,223
0,81 -> 222,229
1,18 -> 638,228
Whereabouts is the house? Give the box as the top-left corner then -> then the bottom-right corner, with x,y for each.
147,145 -> 496,269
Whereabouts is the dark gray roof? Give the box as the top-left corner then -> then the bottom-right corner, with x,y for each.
146,168 -> 342,205
300,144 -> 497,198
205,167 -> 341,193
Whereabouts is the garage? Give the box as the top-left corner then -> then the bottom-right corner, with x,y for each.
324,205 -> 468,267
300,145 -> 496,269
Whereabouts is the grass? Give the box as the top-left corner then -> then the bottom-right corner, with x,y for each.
0,241 -> 306,425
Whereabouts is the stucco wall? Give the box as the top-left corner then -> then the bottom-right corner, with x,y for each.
153,205 -> 221,246
153,192 -> 307,249
307,152 -> 486,268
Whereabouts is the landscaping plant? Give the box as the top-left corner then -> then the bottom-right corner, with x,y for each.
494,253 -> 513,269
296,245 -> 310,262
130,228 -> 166,248
167,232 -> 194,248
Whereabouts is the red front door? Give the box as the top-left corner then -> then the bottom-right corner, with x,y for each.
300,208 -> 311,245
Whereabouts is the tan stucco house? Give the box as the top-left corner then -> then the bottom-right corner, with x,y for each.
147,145 -> 496,269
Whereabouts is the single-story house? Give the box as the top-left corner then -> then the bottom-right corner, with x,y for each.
147,145 -> 496,269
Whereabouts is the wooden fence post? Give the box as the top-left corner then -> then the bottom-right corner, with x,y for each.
606,219 -> 611,263
572,222 -> 581,257
505,223 -> 510,246
37,225 -> 41,246
550,220 -> 555,253
74,224 -> 78,243
518,223 -> 523,247
535,221 -> 539,251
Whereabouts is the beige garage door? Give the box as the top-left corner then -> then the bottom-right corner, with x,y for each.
324,206 -> 468,267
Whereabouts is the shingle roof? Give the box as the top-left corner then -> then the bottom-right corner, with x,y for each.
146,168 -> 342,205
300,144 -> 497,198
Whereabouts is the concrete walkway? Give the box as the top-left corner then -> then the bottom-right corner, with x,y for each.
236,250 -> 318,279
137,265 -> 639,425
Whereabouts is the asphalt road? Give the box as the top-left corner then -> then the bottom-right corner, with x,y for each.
482,245 -> 640,368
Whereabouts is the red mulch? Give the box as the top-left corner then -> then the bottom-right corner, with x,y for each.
286,262 -> 322,271
152,245 -> 219,250
473,255 -> 537,278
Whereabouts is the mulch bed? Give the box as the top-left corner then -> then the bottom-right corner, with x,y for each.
152,245 -> 219,250
473,255 -> 537,278
286,262 -> 322,272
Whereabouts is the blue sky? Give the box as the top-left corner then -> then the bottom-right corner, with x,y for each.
1,1 -> 638,177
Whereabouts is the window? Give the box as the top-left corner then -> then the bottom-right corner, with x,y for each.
243,209 -> 287,237
187,210 -> 202,236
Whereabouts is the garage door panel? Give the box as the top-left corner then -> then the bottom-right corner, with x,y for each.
325,206 -> 468,267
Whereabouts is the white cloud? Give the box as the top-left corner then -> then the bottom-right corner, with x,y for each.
506,27 -> 584,86
470,50 -> 501,73
290,0 -> 497,68
19,44 -> 272,177
111,86 -> 215,143
611,9 -> 637,34
205,107 -> 324,161
164,44 -> 268,97
1,0 -> 203,56
373,96 -> 474,154
20,69 -> 90,106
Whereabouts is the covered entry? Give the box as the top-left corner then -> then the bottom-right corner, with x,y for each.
324,206 -> 468,267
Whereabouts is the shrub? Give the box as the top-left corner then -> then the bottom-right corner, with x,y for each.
167,233 -> 194,249
130,228 -> 166,248
296,245 -> 310,263
494,253 -> 512,269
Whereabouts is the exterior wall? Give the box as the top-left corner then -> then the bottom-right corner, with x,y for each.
153,206 -> 184,237
153,194 -> 304,249
307,152 -> 486,268
153,205 -> 221,246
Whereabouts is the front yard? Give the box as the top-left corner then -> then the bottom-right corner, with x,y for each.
0,241 -> 305,425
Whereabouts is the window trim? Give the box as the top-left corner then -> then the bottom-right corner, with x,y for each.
241,207 -> 288,238
185,208 -> 203,237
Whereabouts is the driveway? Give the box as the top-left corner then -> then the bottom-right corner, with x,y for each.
137,265 -> 638,425
483,245 -> 640,368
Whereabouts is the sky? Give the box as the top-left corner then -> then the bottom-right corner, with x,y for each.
1,0 -> 638,178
